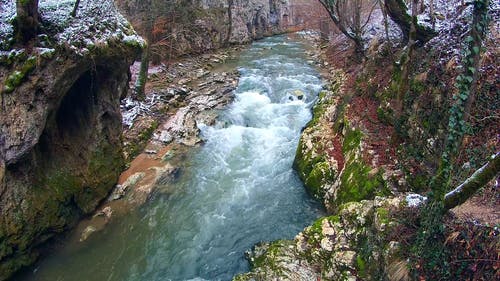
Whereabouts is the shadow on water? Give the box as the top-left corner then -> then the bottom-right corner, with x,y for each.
18,35 -> 326,281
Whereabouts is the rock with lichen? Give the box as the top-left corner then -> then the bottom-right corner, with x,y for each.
233,196 -> 410,281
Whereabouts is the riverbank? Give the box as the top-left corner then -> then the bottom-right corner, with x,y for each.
70,45 -> 245,244
15,33 -> 329,281
69,32 -> 331,245
233,1 -> 499,280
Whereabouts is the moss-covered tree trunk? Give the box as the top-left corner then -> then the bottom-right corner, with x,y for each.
444,152 -> 500,210
134,2 -> 154,101
384,0 -> 435,44
15,0 -> 39,43
394,0 -> 418,117
134,43 -> 149,101
414,1 -> 491,277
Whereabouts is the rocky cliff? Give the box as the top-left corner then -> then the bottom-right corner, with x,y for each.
116,0 -> 294,60
0,1 -> 143,279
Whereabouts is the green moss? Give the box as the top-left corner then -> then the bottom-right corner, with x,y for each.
342,125 -> 363,154
305,161 -> 334,199
356,254 -> 367,278
376,207 -> 390,225
294,137 -> 335,201
248,240 -> 292,274
307,91 -> 330,127
80,143 -> 124,212
337,158 -> 389,206
125,120 -> 160,160
41,171 -> 81,202
331,122 -> 391,208
3,56 -> 37,93
139,120 -> 159,141
304,215 -> 340,247
294,138 -> 322,180
4,71 -> 24,93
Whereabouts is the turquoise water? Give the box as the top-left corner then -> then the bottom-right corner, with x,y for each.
20,35 -> 324,281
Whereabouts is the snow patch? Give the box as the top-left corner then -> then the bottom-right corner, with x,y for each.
406,193 -> 428,207
1,0 -> 144,54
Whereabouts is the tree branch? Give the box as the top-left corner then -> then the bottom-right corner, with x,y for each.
444,152 -> 500,210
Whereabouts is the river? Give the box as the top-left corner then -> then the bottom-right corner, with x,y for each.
19,35 -> 325,281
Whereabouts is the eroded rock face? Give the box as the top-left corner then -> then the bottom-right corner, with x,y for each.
0,1 -> 143,279
116,0 -> 292,58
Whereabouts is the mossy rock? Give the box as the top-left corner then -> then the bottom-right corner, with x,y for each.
327,122 -> 391,210
3,56 -> 37,93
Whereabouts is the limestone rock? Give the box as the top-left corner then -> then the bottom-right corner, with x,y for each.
117,0 -> 292,57
0,1 -> 142,279
80,226 -> 98,242
234,196 -> 406,281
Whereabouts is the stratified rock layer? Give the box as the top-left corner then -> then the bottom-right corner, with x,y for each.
0,1 -> 143,279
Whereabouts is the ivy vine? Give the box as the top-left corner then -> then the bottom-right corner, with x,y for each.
414,0 -> 491,279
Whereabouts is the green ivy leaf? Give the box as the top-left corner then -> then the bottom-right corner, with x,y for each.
472,46 -> 480,54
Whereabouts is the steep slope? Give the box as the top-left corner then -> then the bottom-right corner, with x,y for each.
235,1 -> 499,280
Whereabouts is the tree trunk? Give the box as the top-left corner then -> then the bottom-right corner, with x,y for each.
444,152 -> 500,210
134,44 -> 149,101
16,0 -> 39,43
464,0 -> 489,124
380,0 -> 391,42
429,0 -> 435,29
394,0 -> 417,117
134,0 -> 154,100
71,0 -> 81,17
384,0 -> 435,44
318,0 -> 365,58
225,0 -> 234,45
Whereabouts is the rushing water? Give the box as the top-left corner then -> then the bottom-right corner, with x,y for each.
20,35 -> 325,281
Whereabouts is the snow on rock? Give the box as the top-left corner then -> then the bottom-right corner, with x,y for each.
405,193 -> 428,207
0,0 -> 15,49
0,0 -> 145,53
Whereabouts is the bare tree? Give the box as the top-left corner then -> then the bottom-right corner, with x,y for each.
71,0 -> 81,17
429,0 -> 435,29
15,0 -> 39,42
383,0 -> 435,44
133,0 -> 154,100
318,0 -> 378,57
379,0 -> 391,42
